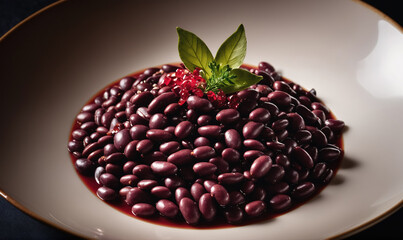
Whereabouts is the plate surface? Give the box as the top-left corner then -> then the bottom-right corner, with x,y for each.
0,0 -> 402,239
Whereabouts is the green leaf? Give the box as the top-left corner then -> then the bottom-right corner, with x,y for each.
220,68 -> 263,94
177,27 -> 214,78
215,24 -> 246,69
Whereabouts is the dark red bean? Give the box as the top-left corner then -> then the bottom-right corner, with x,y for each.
125,187 -> 149,206
159,141 -> 180,155
198,125 -> 221,138
187,96 -> 213,113
80,121 -> 98,133
249,108 -> 270,123
147,92 -> 177,114
123,140 -> 139,160
138,180 -> 158,191
192,146 -> 216,160
245,201 -> 266,217
322,169 -> 334,183
243,121 -> 264,139
120,174 -> 139,187
100,173 -> 120,189
150,161 -> 177,176
325,119 -> 345,132
175,187 -> 192,204
119,76 -> 135,91
82,103 -> 100,113
267,182 -> 290,194
296,104 -> 317,124
292,182 -> 315,199
258,61 -> 275,73
221,148 -> 241,163
105,163 -> 123,176
312,162 -> 327,179
264,164 -> 285,184
68,140 -> 83,153
295,130 -> 312,144
135,139 -> 153,154
291,147 -> 314,169
76,112 -> 93,123
96,186 -> 117,201
216,109 -> 240,125
312,130 -> 328,147
194,137 -> 210,147
242,139 -> 265,151
250,155 -> 272,178
114,129 -> 131,151
82,142 -> 101,157
97,135 -> 113,147
269,194 -> 291,211
119,186 -> 132,197
273,81 -> 296,95
218,173 -> 244,185
287,113 -> 305,132
148,113 -> 167,129
132,203 -> 155,217
87,149 -> 103,162
146,129 -> 173,142
275,154 -> 290,168
224,206 -> 244,224
132,164 -> 154,179
94,166 -> 105,185
203,180 -> 217,193
197,115 -> 213,126
238,100 -> 258,116
237,89 -> 259,101
164,176 -> 186,190
318,147 -> 341,162
167,149 -> 193,165
285,169 -> 299,185
242,150 -> 263,162
129,114 -> 148,126
198,193 -> 216,221
214,142 -> 225,154
210,184 -> 230,206
193,162 -> 217,176
266,141 -> 285,152
311,102 -> 330,116
75,158 -> 95,175
105,152 -> 125,164
209,157 -> 229,174
223,129 -> 242,149
229,191 -> 245,205
272,119 -> 289,131
164,103 -> 180,117
179,198 -> 200,225
151,186 -> 172,199
268,91 -> 292,107
72,129 -> 87,141
240,180 -> 255,195
174,121 -> 194,139
190,183 -> 206,202
156,199 -> 178,218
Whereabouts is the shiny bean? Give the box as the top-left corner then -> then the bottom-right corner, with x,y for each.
82,142 -> 101,157
216,109 -> 240,125
119,186 -> 132,197
269,194 -> 291,211
218,173 -> 244,185
132,203 -> 155,217
125,187 -> 149,206
264,164 -> 285,184
80,121 -> 98,132
229,191 -> 245,205
242,150 -> 263,162
129,113 -> 148,126
164,103 -> 180,117
148,113 -> 168,129
209,157 -> 229,174
76,112 -> 93,123
105,163 -> 123,177
325,119 -> 345,132
100,173 -> 120,189
291,147 -> 314,169
210,184 -> 230,206
132,164 -> 154,179
311,102 -> 330,116
267,181 -> 290,194
197,115 -> 213,126
242,121 -> 264,139
96,186 -> 117,201
272,119 -> 289,131
146,129 -> 173,142
295,130 -> 312,144
120,174 -> 139,187
214,142 -> 225,154
250,155 -> 272,178
174,121 -> 194,139
273,81 -> 296,95
68,140 -> 83,153
197,125 -> 221,138
190,183 -> 206,202
150,161 -> 178,176
287,113 -> 305,132
87,149 -> 103,162
119,76 -> 135,91
151,186 -> 172,199
179,198 -> 200,225
159,141 -> 180,155
249,108 -> 270,123
129,125 -> 149,140
175,187 -> 192,204
193,162 -> 217,176
238,100 -> 258,116
97,135 -> 113,147
167,149 -> 193,165
224,206 -> 244,224
245,201 -> 266,217
187,96 -> 213,113
237,89 -> 259,101
136,139 -> 154,154
240,180 -> 255,195
164,176 -> 186,189
221,148 -> 241,163
244,139 -> 266,151
203,180 -> 217,192
156,199 -> 178,218
198,193 -> 216,221
82,103 -> 100,113
312,129 -> 328,147
123,140 -> 139,160
105,152 -> 125,164
268,91 -> 292,107
224,129 -> 242,149
265,141 -> 285,152
186,109 -> 198,122
285,169 -> 299,185
194,137 -> 210,147
114,129 -> 132,151
148,92 -> 177,114
318,147 -> 341,162
75,158 -> 95,175
292,182 -> 315,199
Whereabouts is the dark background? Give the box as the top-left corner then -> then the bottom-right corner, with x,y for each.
0,0 -> 402,239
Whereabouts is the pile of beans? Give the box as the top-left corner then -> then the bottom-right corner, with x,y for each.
68,62 -> 345,226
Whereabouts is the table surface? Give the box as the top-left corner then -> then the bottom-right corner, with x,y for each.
0,0 -> 402,239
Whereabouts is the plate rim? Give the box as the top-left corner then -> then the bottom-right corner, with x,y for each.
0,0 -> 402,239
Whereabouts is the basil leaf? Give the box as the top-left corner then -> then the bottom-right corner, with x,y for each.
215,24 -> 246,69
220,68 -> 263,94
177,27 -> 214,78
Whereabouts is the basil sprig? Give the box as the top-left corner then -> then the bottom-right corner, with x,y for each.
177,24 -> 262,94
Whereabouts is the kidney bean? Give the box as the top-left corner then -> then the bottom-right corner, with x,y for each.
112,129 -> 131,151
80,122 -> 98,133
118,76 -> 134,91
221,148 -> 241,163
238,100 -> 258,116
250,155 -> 272,178
322,169 -> 334,183
129,113 -> 148,126
228,191 -> 245,205
135,139 -> 153,154
214,142 -> 225,154
147,113 -> 167,129
243,139 -> 266,151
122,161 -> 136,174
96,186 -> 117,201
249,108 -> 270,123
291,147 -> 314,169
190,183 -> 206,202
187,96 -> 213,113
267,182 -> 289,194
76,112 -> 93,124
94,166 -> 106,185
285,169 -> 299,185
97,135 -> 113,147
295,104 -> 317,124
179,198 -> 200,225
276,129 -> 289,142
157,141 -> 179,155
191,146 -> 214,160
105,152 -> 125,164
295,130 -> 312,144
74,158 -> 95,176
221,206 -> 243,225
292,182 -> 315,199
197,193 -> 216,221
162,103 -> 180,117
286,113 -> 305,132
149,161 -> 177,176
146,129 -> 173,142
312,102 -> 330,116
174,121 -> 193,139
100,173 -> 120,189
245,201 -> 266,217
120,174 -> 139,187
243,121 -> 264,139
268,91 -> 292,107
105,163 -> 123,177
125,187 -> 149,206
132,203 -> 155,217
174,187 -> 192,204
71,129 -> 87,142
192,162 -> 217,176
272,119 -> 289,132
216,109 -> 240,125
312,162 -> 327,180
237,89 -> 259,101
274,154 -> 290,168
81,142 -> 101,157
269,194 -> 291,211
258,61 -> 275,73
195,115 -> 211,127
210,184 -> 230,206
156,199 -> 178,218
311,129 -> 327,147
222,129 -> 241,150
203,180 -> 216,193
148,92 -> 177,114
273,81 -> 296,95
194,137 -> 210,147
325,119 -> 345,132
217,172 -> 244,185
132,164 -> 154,179
164,176 -> 186,190
82,103 -> 100,113
68,140 -> 83,153
151,186 -> 172,199
119,186 -> 132,197
264,164 -> 285,184
209,157 -> 229,174
167,149 -> 193,165
197,125 -> 222,138
122,140 -> 137,160
87,149 -> 103,162
318,147 -> 341,162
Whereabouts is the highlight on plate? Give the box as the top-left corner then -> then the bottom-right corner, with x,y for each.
67,24 -> 345,227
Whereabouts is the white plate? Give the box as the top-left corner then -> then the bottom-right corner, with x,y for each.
0,0 -> 402,239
